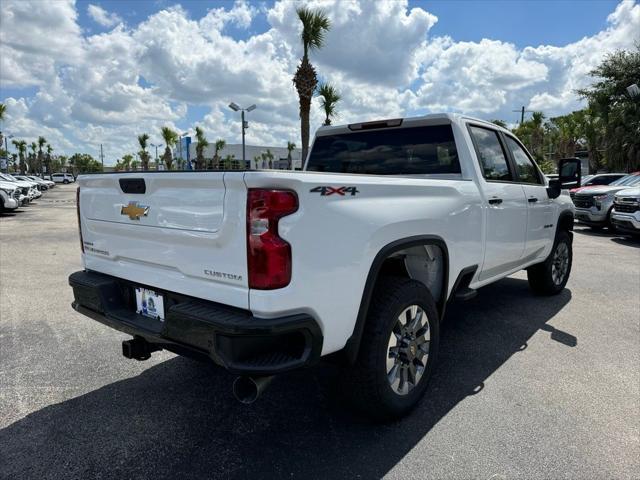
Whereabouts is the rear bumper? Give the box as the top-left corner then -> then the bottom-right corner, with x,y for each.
69,270 -> 323,375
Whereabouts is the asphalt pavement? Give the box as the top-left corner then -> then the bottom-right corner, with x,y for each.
1,184 -> 639,479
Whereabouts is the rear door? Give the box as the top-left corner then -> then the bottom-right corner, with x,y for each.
502,134 -> 554,258
79,172 -> 249,308
468,125 -> 528,280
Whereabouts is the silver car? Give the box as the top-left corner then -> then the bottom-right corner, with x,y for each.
611,187 -> 640,236
572,173 -> 640,230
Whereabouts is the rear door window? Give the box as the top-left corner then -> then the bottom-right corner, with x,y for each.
504,136 -> 542,185
468,126 -> 512,181
306,124 -> 460,175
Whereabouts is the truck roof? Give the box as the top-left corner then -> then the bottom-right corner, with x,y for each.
316,112 -> 509,137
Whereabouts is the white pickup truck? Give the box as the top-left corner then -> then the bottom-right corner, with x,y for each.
69,114 -> 580,419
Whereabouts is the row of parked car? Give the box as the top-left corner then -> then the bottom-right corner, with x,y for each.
568,171 -> 640,236
0,172 -> 76,212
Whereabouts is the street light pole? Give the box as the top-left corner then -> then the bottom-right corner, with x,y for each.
229,102 -> 256,168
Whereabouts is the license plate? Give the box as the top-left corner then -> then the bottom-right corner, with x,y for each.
135,287 -> 165,321
576,213 -> 588,220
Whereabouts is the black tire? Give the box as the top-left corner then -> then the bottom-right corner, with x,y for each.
341,276 -> 440,421
63,179 -> 69,184
527,230 -> 572,295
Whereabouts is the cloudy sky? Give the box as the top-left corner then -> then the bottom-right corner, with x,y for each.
0,0 -> 638,165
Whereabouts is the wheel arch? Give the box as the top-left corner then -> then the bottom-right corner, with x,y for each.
342,235 -> 450,364
557,210 -> 574,235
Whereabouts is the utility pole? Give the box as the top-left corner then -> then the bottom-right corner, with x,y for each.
512,106 -> 534,124
100,144 -> 104,168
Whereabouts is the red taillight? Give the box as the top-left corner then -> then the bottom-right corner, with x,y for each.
76,187 -> 84,253
246,189 -> 298,289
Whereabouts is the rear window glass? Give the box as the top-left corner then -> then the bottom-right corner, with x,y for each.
306,125 -> 460,175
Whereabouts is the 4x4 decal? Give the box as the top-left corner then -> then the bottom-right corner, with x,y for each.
310,186 -> 359,196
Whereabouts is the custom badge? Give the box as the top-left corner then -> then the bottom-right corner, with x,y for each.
121,201 -> 149,220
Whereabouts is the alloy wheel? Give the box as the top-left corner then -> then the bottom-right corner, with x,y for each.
386,305 -> 430,396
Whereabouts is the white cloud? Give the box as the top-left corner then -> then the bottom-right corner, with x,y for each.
87,4 -> 123,28
1,0 -> 639,163
0,0 -> 84,87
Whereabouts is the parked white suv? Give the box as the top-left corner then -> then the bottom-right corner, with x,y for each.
0,173 -> 40,202
611,187 -> 640,236
69,114 -> 579,419
0,181 -> 21,212
51,173 -> 75,184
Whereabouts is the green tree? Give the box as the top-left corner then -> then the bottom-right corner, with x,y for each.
36,136 -> 46,173
194,126 -> 209,170
212,139 -> 225,169
253,154 -> 261,170
160,127 -> 178,170
490,119 -> 507,128
578,46 -> 640,171
223,154 -> 235,170
69,153 -> 103,174
317,83 -> 341,126
12,139 -> 27,174
28,142 -> 37,173
293,7 -> 331,164
137,133 -> 151,171
45,144 -> 53,174
0,103 -> 5,154
286,141 -> 296,169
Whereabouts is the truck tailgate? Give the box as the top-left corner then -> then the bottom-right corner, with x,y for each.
78,173 -> 249,309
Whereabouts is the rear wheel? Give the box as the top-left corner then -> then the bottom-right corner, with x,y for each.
341,277 -> 439,421
527,230 -> 572,295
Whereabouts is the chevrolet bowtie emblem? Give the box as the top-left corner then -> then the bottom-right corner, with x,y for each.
121,201 -> 149,220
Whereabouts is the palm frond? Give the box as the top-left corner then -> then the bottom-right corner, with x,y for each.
296,7 -> 331,56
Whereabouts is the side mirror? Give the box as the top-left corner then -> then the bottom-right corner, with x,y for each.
547,158 -> 582,199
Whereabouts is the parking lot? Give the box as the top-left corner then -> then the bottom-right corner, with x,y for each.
1,184 -> 638,479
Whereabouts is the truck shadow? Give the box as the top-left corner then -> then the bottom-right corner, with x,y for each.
1,277 -> 572,480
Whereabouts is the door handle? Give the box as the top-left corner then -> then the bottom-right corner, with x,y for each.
528,197 -> 538,203
488,197 -> 502,205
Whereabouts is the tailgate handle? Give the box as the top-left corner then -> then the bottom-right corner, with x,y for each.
119,178 -> 146,194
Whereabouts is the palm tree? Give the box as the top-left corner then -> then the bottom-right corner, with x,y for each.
12,139 -> 27,173
293,7 -> 331,165
137,133 -> 150,171
131,159 -> 140,171
36,136 -> 46,174
195,126 -> 209,170
253,155 -> 261,170
286,141 -> 296,169
45,144 -> 53,174
317,83 -> 341,126
121,154 -> 133,171
212,139 -> 226,169
29,142 -> 37,173
160,127 -> 178,170
0,103 -> 6,151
